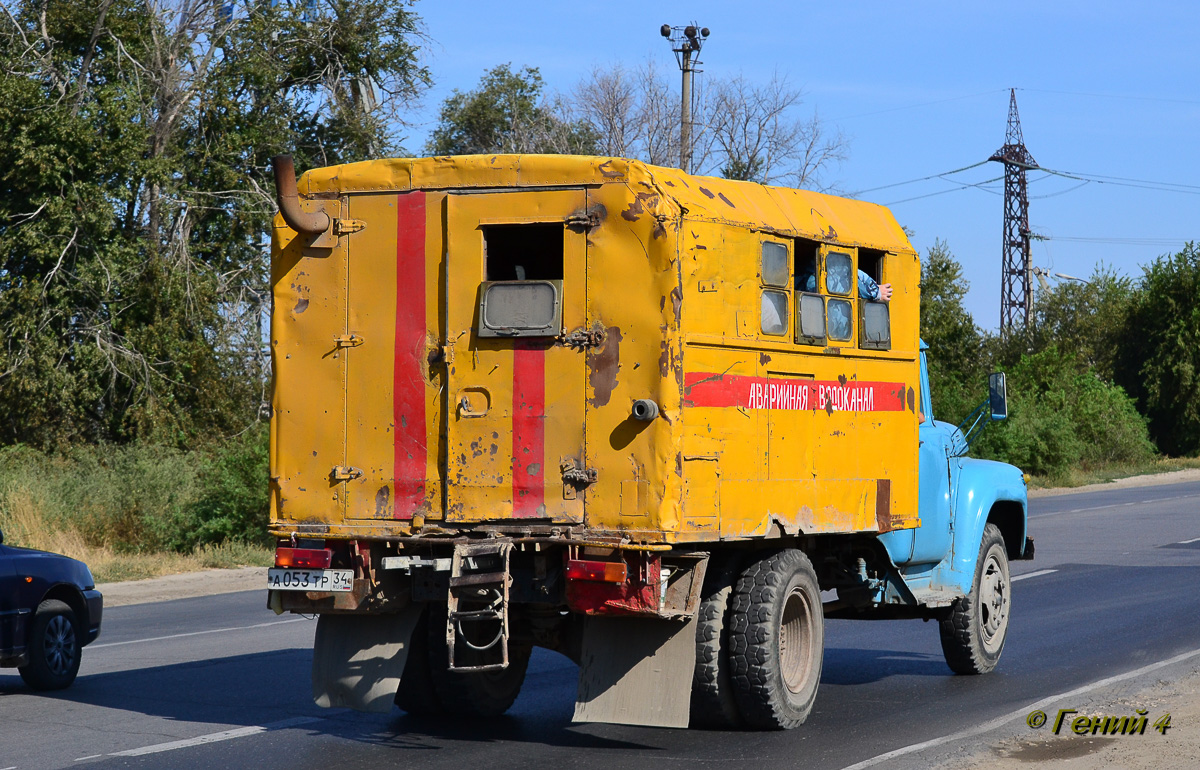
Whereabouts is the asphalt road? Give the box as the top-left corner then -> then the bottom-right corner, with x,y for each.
3,480 -> 1199,770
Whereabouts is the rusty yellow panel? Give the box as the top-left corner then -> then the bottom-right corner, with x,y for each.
342,194 -> 399,521
270,209 -> 348,526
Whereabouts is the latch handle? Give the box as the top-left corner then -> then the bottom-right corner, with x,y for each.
332,466 -> 363,481
335,334 -> 364,348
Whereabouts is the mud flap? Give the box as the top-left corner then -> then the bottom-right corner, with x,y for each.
572,615 -> 698,728
312,606 -> 423,713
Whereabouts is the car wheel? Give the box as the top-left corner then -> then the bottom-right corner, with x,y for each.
727,549 -> 824,730
19,599 -> 81,691
940,523 -> 1011,674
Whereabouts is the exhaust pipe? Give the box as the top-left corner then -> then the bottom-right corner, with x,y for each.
272,155 -> 331,235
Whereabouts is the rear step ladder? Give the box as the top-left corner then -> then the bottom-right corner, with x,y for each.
446,541 -> 513,671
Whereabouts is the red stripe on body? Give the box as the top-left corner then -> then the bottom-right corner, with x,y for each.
511,342 -> 546,518
393,191 -> 426,519
683,372 -> 908,413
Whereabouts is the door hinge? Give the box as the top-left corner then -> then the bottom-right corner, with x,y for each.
334,218 -> 366,236
335,334 -> 364,348
331,466 -> 363,481
561,459 -> 598,486
557,326 -> 606,350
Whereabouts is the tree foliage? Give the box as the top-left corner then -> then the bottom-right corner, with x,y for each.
1117,243 -> 1200,455
426,64 -> 598,156
0,0 -> 429,450
919,240 -> 984,425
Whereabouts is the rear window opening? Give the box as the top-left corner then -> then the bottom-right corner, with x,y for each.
484,224 -> 563,281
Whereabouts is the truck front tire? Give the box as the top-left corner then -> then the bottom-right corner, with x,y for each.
940,522 -> 1011,674
727,549 -> 824,730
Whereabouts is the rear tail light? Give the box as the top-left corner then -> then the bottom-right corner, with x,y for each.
275,547 -> 333,569
565,559 -> 628,583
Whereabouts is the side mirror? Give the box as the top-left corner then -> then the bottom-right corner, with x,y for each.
989,372 -> 1007,421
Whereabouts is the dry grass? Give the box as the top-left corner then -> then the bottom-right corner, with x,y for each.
1026,456 -> 1200,489
0,486 -> 271,584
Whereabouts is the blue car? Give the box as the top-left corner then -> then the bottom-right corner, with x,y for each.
0,528 -> 103,690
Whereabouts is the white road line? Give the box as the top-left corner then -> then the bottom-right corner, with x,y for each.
1011,569 -> 1057,582
109,716 -> 322,757
74,756 -> 101,762
1178,537 -> 1200,545
839,645 -> 1200,770
90,617 -> 310,650
1034,493 -> 1200,518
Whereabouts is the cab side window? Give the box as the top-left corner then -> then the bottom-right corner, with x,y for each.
858,248 -> 891,350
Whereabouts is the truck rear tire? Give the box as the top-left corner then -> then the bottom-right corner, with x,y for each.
425,605 -> 531,718
727,549 -> 824,730
940,523 -> 1010,674
690,553 -> 742,729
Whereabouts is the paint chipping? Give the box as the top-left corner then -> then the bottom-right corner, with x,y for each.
759,353 -> 772,365
670,286 -> 683,325
698,186 -> 715,199
838,374 -> 848,386
906,386 -> 915,413
875,479 -> 893,532
717,192 -> 735,208
587,326 -> 623,407
293,298 -> 309,314
375,486 -> 391,518
598,160 -> 622,178
621,197 -> 644,222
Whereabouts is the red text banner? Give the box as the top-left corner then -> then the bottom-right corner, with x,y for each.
683,372 -> 910,413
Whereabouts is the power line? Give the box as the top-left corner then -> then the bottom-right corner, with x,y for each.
849,160 -> 989,196
831,88 -> 1010,122
1016,87 -> 1200,107
883,175 -> 1003,205
1039,235 -> 1189,247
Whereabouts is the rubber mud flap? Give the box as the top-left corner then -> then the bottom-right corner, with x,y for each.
573,615 -> 698,728
312,606 -> 423,712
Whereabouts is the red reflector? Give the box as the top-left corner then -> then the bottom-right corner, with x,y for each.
274,547 -> 332,569
565,559 -> 628,583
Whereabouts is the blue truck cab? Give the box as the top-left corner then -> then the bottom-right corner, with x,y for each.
831,341 -> 1033,674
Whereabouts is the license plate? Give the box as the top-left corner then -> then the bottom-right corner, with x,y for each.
267,568 -> 354,592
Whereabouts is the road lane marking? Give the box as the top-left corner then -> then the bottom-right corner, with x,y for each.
839,645 -> 1200,770
1178,537 -> 1200,544
1011,569 -> 1057,582
109,716 -> 322,757
1033,493 -> 1200,518
90,617 -> 311,650
74,756 -> 101,762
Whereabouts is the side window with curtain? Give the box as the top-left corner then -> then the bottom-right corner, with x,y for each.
823,248 -> 856,344
759,241 -> 790,336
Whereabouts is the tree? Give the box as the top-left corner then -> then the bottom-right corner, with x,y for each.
1117,243 -> 1200,455
427,64 -> 598,156
572,60 -> 679,166
919,241 -> 984,424
0,0 -> 430,450
705,74 -> 847,189
1022,266 -> 1135,383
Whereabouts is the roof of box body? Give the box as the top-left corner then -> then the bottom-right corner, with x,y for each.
298,154 -> 914,255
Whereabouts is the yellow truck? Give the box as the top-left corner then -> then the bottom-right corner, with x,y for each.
266,153 -> 1033,730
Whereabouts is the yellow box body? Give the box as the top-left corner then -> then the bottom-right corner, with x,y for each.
269,156 -> 922,544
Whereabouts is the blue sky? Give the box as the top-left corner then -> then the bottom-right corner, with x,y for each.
401,1 -> 1199,330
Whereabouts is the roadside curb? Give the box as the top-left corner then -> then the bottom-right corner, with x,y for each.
1028,468 -> 1200,499
98,565 -> 267,607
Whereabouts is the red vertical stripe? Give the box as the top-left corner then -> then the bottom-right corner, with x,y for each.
511,341 -> 546,518
393,191 -> 426,519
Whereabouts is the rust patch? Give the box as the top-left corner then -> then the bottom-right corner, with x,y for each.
660,296 -> 666,312
675,452 -> 683,477
906,386 -> 916,413
621,196 -> 644,222
824,394 -> 835,416
293,298 -> 309,314
659,337 -> 670,377
698,186 -> 715,199
587,326 -> 623,407
875,479 -> 893,532
759,353 -> 772,365
598,160 -> 622,178
717,192 -> 735,208
670,286 -> 683,325
375,486 -> 391,518
823,346 -> 842,355
838,374 -> 847,386
663,179 -> 676,187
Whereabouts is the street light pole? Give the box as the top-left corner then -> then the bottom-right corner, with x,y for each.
661,23 -> 710,173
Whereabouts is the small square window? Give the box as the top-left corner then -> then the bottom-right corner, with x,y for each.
828,298 -> 853,341
861,302 -> 890,350
478,280 -> 562,337
761,242 -> 789,287
797,293 -> 825,344
761,290 -> 788,336
826,252 -> 853,296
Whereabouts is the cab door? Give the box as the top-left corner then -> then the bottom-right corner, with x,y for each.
443,190 -> 588,523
